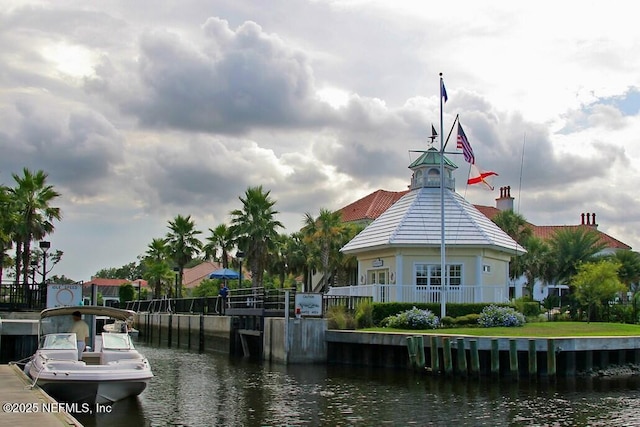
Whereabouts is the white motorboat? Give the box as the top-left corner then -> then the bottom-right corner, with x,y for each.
26,306 -> 153,404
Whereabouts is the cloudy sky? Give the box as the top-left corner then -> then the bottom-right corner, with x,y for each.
2,0 -> 639,281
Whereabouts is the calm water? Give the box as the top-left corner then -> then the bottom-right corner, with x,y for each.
75,342 -> 640,427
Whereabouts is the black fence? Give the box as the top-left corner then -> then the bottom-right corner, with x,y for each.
125,287 -> 298,316
125,289 -> 371,318
0,280 -> 47,311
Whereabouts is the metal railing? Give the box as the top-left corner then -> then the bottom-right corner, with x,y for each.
125,287 -> 297,315
326,284 -> 508,304
0,280 -> 47,311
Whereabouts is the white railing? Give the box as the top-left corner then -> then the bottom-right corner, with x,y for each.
326,284 -> 507,304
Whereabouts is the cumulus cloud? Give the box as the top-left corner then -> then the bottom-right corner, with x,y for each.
2,0 -> 640,282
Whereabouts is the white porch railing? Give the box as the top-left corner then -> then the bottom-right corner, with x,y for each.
326,284 -> 508,304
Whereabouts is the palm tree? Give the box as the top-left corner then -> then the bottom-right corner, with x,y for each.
519,236 -> 551,296
285,232 -> 312,291
333,221 -> 363,286
302,208 -> 344,292
203,224 -> 234,269
0,184 -> 15,283
9,169 -> 61,290
143,238 -> 172,298
165,215 -> 202,298
229,186 -> 283,287
547,227 -> 606,286
606,250 -> 640,316
491,209 -> 532,245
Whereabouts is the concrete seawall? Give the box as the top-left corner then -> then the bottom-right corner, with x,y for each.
136,312 -> 328,364
132,313 -> 640,377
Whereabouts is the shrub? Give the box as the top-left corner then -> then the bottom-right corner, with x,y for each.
326,305 -> 356,330
478,305 -> 526,327
355,299 -> 374,329
514,298 -> 542,317
441,316 -> 455,327
372,302 -> 514,325
608,304 -> 634,324
384,307 -> 440,330
453,313 -> 480,326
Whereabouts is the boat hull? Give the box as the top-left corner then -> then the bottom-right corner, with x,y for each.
36,377 -> 150,405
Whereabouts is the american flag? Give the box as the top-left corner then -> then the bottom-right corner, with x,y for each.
457,123 -> 475,164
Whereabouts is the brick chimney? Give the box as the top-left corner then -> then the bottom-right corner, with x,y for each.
580,212 -> 598,229
496,186 -> 514,211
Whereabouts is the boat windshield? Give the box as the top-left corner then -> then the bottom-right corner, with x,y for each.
102,333 -> 134,350
42,333 -> 77,350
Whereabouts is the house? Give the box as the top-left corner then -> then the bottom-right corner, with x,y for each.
183,261 -> 250,292
476,186 -> 631,300
335,164 -> 632,303
83,277 -> 148,306
183,261 -> 224,290
336,147 -> 525,304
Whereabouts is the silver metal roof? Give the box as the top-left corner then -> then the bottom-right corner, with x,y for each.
341,187 -> 526,254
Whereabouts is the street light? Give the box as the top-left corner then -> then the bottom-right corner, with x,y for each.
173,267 -> 180,299
237,251 -> 245,288
39,241 -> 50,307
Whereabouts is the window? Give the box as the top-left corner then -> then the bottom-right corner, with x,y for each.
483,265 -> 491,273
369,270 -> 388,284
415,264 -> 461,287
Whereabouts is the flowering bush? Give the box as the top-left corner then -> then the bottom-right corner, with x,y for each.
383,306 -> 440,330
478,305 -> 526,327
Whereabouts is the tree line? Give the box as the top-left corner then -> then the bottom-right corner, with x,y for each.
82,185 -> 362,298
0,169 -> 62,293
492,210 -> 640,321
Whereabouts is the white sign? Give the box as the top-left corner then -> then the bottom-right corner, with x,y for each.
294,293 -> 323,317
47,284 -> 83,308
372,258 -> 384,267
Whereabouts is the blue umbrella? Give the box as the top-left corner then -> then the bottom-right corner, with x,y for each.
209,268 -> 239,280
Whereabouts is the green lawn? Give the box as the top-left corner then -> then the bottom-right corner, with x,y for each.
365,322 -> 640,337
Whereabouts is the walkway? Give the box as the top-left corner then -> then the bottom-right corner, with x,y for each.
0,364 -> 82,426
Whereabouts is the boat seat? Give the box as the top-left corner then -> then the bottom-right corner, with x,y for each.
81,351 -> 101,365
41,349 -> 79,361
100,350 -> 143,365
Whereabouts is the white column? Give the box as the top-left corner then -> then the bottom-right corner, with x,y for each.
395,253 -> 403,303
475,255 -> 483,303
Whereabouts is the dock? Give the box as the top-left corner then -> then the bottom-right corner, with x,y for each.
0,364 -> 82,427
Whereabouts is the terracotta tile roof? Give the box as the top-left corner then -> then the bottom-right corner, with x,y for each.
183,261 -> 223,289
472,205 -> 631,250
532,225 -> 631,250
340,189 -> 409,223
85,278 -> 148,287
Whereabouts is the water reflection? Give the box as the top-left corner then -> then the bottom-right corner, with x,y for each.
75,343 -> 640,426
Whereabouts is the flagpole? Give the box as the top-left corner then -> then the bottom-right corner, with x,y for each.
439,73 -> 447,319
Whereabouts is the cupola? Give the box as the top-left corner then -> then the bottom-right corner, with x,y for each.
408,147 -> 457,190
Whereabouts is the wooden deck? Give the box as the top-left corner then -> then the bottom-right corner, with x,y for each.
0,364 -> 82,426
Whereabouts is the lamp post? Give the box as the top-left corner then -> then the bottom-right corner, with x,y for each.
39,241 -> 50,307
237,251 -> 244,288
173,267 -> 179,299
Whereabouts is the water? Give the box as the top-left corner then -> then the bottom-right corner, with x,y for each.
75,343 -> 640,427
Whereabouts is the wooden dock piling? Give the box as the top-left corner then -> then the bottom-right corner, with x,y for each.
415,336 -> 426,369
509,339 -> 518,380
547,339 -> 556,378
457,338 -> 467,376
469,340 -> 480,377
430,336 -> 440,374
491,339 -> 500,377
443,337 -> 453,376
528,339 -> 537,377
